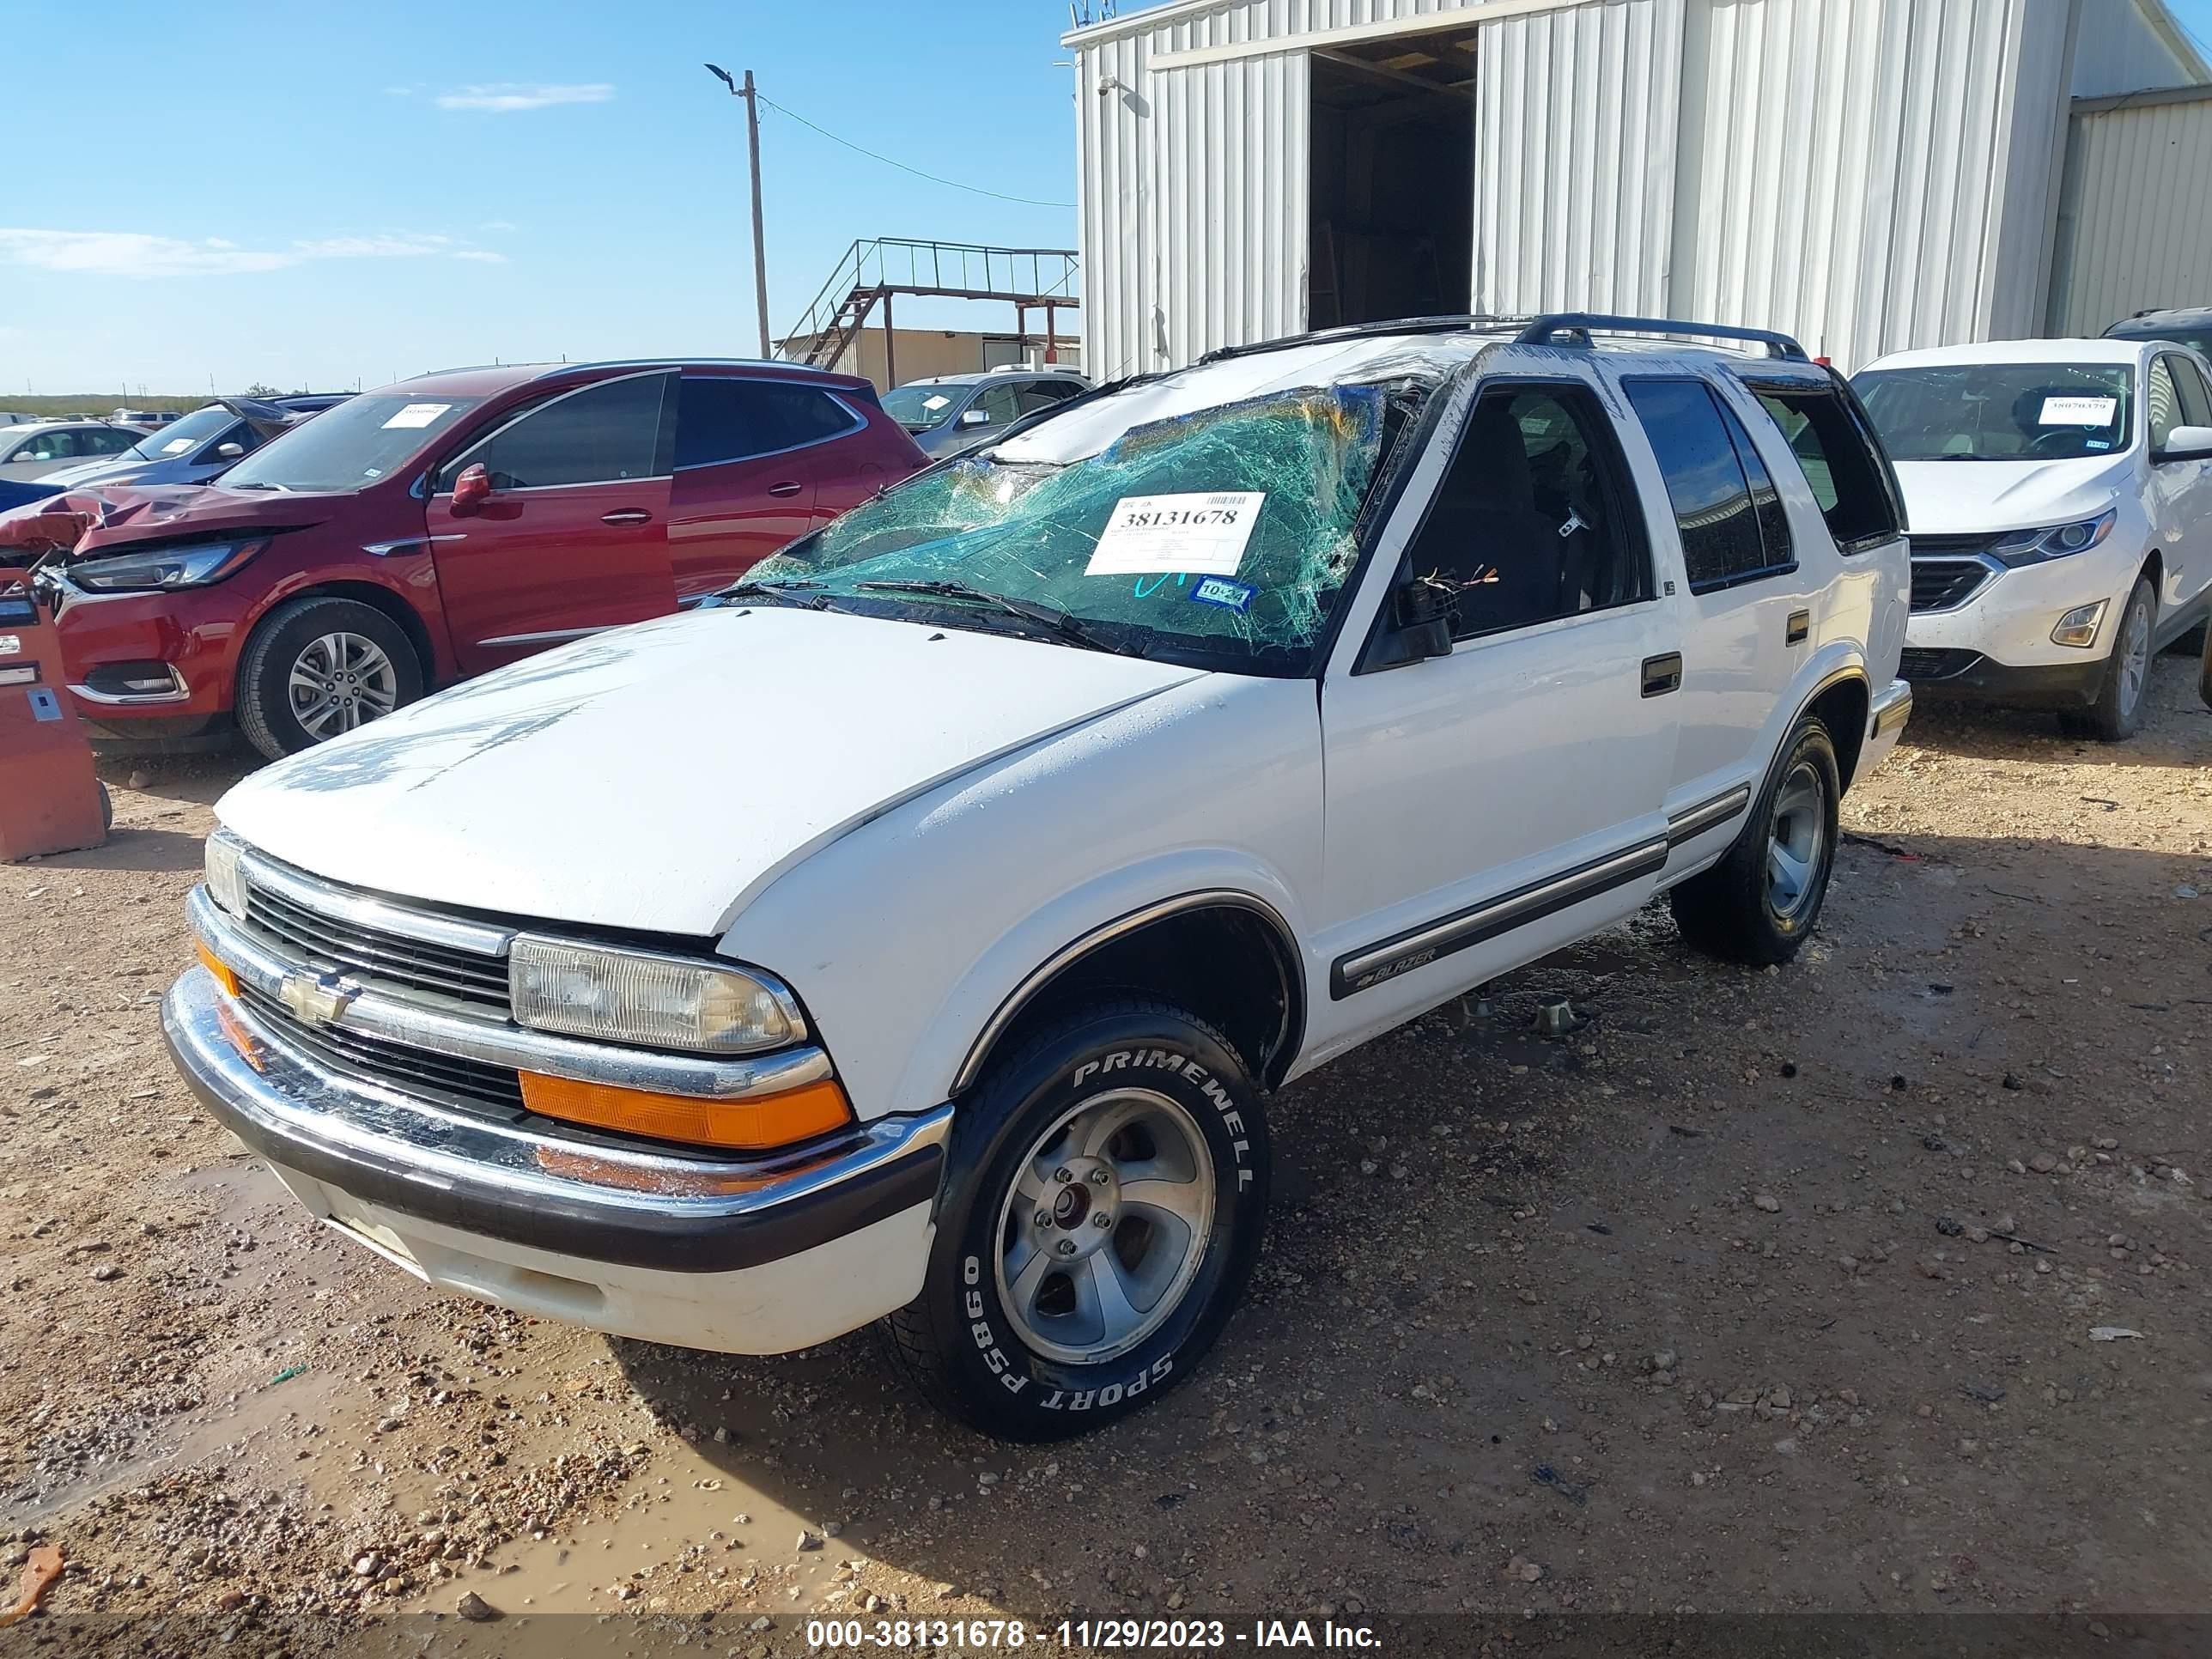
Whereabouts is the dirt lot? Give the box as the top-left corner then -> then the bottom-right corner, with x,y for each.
2,660 -> 2208,1655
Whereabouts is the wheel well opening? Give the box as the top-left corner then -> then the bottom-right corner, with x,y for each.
1811,676 -> 1869,792
975,904 -> 1304,1092
2137,550 -> 2164,601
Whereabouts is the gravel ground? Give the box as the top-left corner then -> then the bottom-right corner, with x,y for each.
1,659 -> 2207,1655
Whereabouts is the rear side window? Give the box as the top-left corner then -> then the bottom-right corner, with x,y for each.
1751,386 -> 1903,552
1623,379 -> 1795,592
1015,380 -> 1080,416
676,379 -> 860,468
440,373 -> 671,490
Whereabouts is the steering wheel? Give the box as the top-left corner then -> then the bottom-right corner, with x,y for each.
2024,428 -> 2095,457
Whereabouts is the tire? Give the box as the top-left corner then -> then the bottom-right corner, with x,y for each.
235,597 -> 423,761
882,999 -> 1270,1442
2057,577 -> 2155,744
1669,714 -> 1841,967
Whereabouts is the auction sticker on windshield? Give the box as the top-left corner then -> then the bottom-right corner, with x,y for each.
1086,492 -> 1265,577
381,403 -> 453,430
2040,396 -> 2118,427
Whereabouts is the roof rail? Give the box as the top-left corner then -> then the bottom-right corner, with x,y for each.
1515,313 -> 1809,361
1198,314 -> 1538,365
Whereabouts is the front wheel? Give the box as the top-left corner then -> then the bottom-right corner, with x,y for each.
882,1000 -> 1269,1441
1669,715 -> 1841,966
235,597 -> 423,761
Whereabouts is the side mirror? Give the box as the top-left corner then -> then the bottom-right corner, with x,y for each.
450,462 -> 493,514
213,441 -> 245,460
958,408 -> 991,428
1355,569 -> 1459,672
2158,424 -> 2212,462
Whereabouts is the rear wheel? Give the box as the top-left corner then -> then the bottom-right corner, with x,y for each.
236,597 -> 422,761
1669,715 -> 1840,966
2057,577 -> 2155,744
882,999 -> 1269,1441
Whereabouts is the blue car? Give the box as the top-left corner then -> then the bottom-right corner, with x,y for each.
26,393 -> 349,498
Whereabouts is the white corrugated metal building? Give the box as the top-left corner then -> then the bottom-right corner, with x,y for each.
2049,82 -> 2212,332
1066,0 -> 2209,377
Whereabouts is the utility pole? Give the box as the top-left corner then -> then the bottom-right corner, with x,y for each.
706,64 -> 773,357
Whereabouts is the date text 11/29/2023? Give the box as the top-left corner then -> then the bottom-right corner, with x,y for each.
804,1618 -> 1383,1650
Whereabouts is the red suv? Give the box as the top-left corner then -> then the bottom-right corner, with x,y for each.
23,360 -> 924,757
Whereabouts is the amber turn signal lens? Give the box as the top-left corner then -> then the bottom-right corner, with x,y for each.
196,941 -> 240,999
518,1073 -> 853,1152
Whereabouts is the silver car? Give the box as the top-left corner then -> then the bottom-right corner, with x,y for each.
0,421 -> 143,483
879,368 -> 1090,459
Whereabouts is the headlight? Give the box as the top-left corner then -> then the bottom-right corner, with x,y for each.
509,938 -> 805,1055
1989,510 -> 2116,568
204,830 -> 248,917
68,538 -> 265,592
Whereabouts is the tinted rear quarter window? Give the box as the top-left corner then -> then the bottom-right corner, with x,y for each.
1751,386 -> 1902,551
677,379 -> 859,468
1623,379 -> 1794,592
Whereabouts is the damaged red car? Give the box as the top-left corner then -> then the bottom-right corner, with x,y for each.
6,360 -> 923,757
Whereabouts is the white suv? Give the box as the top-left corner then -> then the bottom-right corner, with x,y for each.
165,315 -> 1911,1440
1854,338 -> 2212,740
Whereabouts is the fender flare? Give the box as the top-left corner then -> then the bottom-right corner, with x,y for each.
948,888 -> 1305,1096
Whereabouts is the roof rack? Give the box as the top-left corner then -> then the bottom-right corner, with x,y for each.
1515,313 -> 1809,361
1196,311 -> 1809,367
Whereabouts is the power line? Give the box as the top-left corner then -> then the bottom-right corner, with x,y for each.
756,94 -> 1074,210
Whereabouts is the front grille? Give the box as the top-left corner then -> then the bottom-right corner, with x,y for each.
1909,558 -> 1996,614
238,984 -> 526,1119
1899,647 -> 1982,682
241,882 -> 511,1014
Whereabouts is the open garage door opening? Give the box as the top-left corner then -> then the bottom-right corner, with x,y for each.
1307,36 -> 1474,331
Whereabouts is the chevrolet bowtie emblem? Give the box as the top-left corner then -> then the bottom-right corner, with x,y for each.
277,970 -> 359,1028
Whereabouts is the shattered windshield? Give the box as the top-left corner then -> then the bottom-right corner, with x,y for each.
749,380 -> 1423,674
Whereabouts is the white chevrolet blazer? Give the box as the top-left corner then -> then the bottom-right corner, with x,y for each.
167,315 -> 1912,1441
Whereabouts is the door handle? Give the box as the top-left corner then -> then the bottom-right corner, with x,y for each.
600,509 -> 652,526
1641,653 -> 1683,697
767,481 -> 805,498
1786,609 -> 1810,646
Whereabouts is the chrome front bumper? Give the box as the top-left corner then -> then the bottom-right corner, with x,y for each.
162,966 -> 951,1273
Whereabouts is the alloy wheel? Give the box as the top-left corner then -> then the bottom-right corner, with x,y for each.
289,631 -> 399,738
1765,760 -> 1827,925
993,1088 -> 1216,1365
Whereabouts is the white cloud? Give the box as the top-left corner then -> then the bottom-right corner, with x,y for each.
452,250 -> 507,264
0,228 -> 494,279
434,82 -> 613,112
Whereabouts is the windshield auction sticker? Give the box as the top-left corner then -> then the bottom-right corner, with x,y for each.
2039,396 -> 2118,426
381,403 -> 453,430
1086,492 -> 1266,576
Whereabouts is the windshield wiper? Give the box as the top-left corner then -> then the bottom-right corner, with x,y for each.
228,481 -> 287,491
714,578 -> 844,611
853,579 -> 1126,653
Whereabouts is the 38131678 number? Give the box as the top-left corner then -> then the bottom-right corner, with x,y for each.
806,1619 -> 1027,1648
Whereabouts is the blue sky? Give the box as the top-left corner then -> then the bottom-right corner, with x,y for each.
3,0 -> 1085,394
7,0 -> 2212,397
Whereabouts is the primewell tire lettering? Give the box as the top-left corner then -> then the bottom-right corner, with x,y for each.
1068,1048 -> 1251,1181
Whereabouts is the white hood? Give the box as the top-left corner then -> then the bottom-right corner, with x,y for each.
217,606 -> 1205,937
1893,455 -> 2132,538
